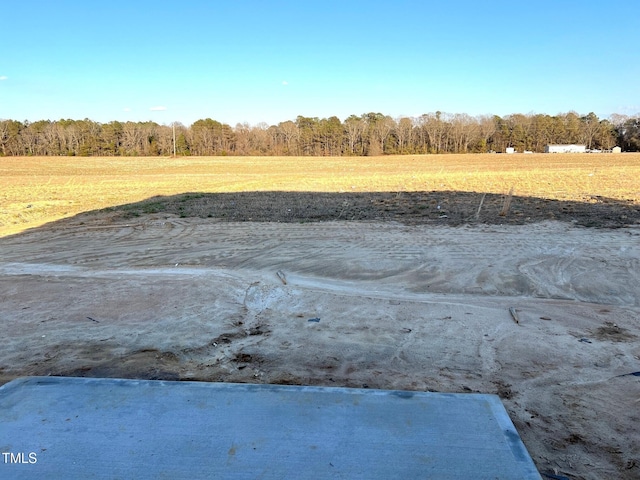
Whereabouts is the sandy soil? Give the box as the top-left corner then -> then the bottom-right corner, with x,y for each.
1,213 -> 639,479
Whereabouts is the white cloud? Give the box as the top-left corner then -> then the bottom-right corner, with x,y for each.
0,76 -> 7,81
123,107 -> 132,112
281,80 -> 288,86
150,106 -> 167,111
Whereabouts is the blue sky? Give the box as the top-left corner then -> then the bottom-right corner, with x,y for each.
1,0 -> 638,126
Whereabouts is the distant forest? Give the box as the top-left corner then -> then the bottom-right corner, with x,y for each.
1,111 -> 639,157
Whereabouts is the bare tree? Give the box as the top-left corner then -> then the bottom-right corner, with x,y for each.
344,115 -> 366,155
365,114 -> 394,155
121,122 -> 144,155
278,121 -> 300,155
395,117 -> 414,153
477,115 -> 496,152
419,112 -> 447,153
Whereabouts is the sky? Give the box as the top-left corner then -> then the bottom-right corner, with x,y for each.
1,0 -> 638,127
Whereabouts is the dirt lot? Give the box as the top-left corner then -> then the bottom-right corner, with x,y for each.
1,198 -> 639,479
1,155 -> 639,479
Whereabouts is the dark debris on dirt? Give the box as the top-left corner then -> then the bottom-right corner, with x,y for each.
113,191 -> 640,228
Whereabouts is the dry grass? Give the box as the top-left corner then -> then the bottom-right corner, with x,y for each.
1,153 -> 639,236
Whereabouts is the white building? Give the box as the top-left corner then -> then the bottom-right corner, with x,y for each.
544,144 -> 586,153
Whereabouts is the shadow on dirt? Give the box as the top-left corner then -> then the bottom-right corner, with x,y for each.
83,190 -> 640,228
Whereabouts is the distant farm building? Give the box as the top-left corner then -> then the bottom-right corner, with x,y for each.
505,147 -> 515,154
612,146 -> 622,153
544,144 -> 586,153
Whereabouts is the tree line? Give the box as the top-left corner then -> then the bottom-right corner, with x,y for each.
1,111 -> 638,157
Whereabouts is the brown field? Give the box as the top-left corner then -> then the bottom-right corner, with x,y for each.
2,153 -> 640,236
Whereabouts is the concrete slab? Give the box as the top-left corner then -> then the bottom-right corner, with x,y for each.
0,377 -> 541,479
